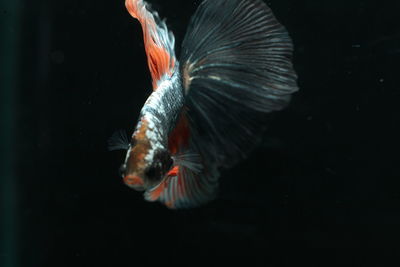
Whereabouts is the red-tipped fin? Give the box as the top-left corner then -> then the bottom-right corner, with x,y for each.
144,152 -> 218,209
125,0 -> 176,89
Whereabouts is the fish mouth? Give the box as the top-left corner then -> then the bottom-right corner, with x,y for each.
123,175 -> 146,191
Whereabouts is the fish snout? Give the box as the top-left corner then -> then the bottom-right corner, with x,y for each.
123,175 -> 145,191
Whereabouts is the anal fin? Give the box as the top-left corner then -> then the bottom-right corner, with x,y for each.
145,153 -> 218,209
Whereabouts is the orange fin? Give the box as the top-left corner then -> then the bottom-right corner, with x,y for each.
145,155 -> 218,209
168,112 -> 190,155
145,166 -> 179,203
125,0 -> 176,89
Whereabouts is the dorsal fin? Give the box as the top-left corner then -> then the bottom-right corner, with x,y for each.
125,0 -> 176,89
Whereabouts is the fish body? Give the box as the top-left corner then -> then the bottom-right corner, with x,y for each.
111,0 -> 299,209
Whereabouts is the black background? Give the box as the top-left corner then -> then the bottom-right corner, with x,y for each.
2,0 -> 400,266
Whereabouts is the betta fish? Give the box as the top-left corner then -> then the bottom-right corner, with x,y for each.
109,0 -> 298,209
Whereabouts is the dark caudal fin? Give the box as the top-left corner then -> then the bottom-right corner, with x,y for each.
180,0 -> 299,169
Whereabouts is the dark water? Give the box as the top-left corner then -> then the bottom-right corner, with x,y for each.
1,0 -> 400,266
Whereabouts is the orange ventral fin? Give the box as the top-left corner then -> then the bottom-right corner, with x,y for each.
144,152 -> 218,209
125,0 -> 176,89
145,166 -> 179,207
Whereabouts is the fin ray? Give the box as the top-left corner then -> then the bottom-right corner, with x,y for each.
145,152 -> 218,209
108,130 -> 130,151
125,0 -> 176,89
180,0 -> 298,167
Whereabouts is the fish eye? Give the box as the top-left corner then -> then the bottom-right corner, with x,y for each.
144,150 -> 173,181
145,166 -> 158,181
119,164 -> 127,177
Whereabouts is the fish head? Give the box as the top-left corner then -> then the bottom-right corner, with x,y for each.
121,120 -> 173,191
